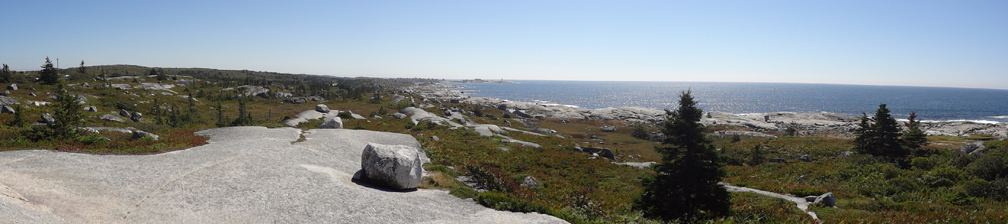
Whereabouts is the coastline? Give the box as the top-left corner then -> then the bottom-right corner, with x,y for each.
407,82 -> 1007,139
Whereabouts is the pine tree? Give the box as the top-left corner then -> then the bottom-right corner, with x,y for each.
854,104 -> 910,160
151,68 -> 167,81
901,112 -> 928,150
78,60 -> 86,74
215,102 -> 228,127
8,104 -> 29,128
49,84 -> 83,140
634,90 -> 730,221
39,57 -> 59,85
0,64 -> 11,83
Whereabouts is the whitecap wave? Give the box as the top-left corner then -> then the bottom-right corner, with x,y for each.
918,119 -> 1001,124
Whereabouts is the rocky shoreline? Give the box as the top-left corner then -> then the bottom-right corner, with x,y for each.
406,82 -> 1007,139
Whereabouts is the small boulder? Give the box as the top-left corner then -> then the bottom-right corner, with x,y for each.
319,117 -> 343,129
100,114 -> 125,122
601,126 -> 616,132
349,111 -> 366,119
514,110 -> 532,118
40,113 -> 55,123
358,143 -> 424,190
391,113 -> 407,119
131,112 -> 143,122
814,192 -> 836,207
131,130 -> 159,141
315,104 -> 330,113
431,136 -> 439,141
839,151 -> 855,157
1,105 -> 15,114
28,92 -> 37,97
83,106 -> 98,112
583,147 -> 616,160
797,154 -> 811,162
497,104 -> 507,110
521,176 -> 540,189
6,84 -> 17,90
82,82 -> 90,88
373,115 -> 382,120
119,109 -> 131,117
960,142 -> 985,155
0,91 -> 10,96
283,97 -> 307,104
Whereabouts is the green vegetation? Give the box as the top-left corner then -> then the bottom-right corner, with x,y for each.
854,104 -> 909,160
39,57 -> 59,85
2,60 -> 1007,223
635,91 -> 730,221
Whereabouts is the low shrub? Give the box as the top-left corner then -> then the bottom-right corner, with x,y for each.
944,191 -> 973,206
911,157 -> 936,170
966,152 -> 1007,181
961,178 -> 991,198
788,187 -> 826,197
337,111 -> 352,119
887,176 -> 920,193
76,133 -> 109,146
930,166 -> 967,183
476,191 -> 550,214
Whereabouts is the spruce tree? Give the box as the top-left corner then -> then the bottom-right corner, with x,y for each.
0,64 -> 10,83
902,112 -> 928,150
215,102 -> 228,127
854,104 -> 909,160
39,57 -> 59,85
634,90 -> 730,221
49,84 -> 83,140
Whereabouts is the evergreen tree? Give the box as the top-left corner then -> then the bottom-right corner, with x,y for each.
49,84 -> 83,140
215,102 -> 228,127
902,112 -> 928,150
0,64 -> 10,83
747,143 -> 766,167
151,68 -> 167,81
231,98 -> 252,126
634,90 -> 730,221
854,104 -> 909,160
186,89 -> 198,120
78,60 -> 86,74
8,104 -> 29,128
39,57 -> 59,85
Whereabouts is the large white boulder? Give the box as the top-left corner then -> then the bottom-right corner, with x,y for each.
319,116 -> 343,129
315,104 -> 330,113
359,143 -> 424,190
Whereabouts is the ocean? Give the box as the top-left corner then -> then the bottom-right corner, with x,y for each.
454,81 -> 1008,123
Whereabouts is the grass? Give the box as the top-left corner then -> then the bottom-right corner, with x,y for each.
4,68 -> 1008,223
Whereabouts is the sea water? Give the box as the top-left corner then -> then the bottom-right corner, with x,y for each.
455,81 -> 1008,123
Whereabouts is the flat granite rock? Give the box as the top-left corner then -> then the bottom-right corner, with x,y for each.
0,127 -> 560,223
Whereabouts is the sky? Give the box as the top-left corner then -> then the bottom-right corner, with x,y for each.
2,0 -> 1007,89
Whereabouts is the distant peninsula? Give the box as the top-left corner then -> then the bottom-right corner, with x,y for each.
447,78 -> 517,84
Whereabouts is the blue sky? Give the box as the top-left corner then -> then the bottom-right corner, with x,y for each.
2,1 -> 1007,89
